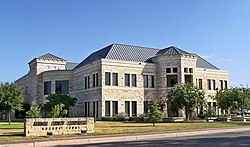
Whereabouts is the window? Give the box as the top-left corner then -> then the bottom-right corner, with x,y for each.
93,74 -> 96,87
189,68 -> 193,73
105,101 -> 111,116
125,74 -> 130,86
167,75 -> 178,87
92,73 -> 98,87
93,101 -> 99,118
150,75 -> 155,88
207,79 -> 211,90
125,101 -> 130,117
184,68 -> 188,73
144,101 -> 149,113
131,74 -> 137,87
85,76 -> 90,89
212,80 -> 216,90
143,75 -> 148,88
173,67 -> 178,73
85,77 -> 87,89
224,80 -> 228,89
220,80 -> 223,90
88,76 -> 90,88
185,75 -> 193,84
198,79 -> 202,90
105,72 -> 111,86
84,102 -> 90,117
96,73 -> 99,87
166,68 -> 171,73
144,75 -> 155,88
55,80 -> 69,94
44,81 -> 51,95
112,101 -> 118,116
112,73 -> 118,86
132,101 -> 137,116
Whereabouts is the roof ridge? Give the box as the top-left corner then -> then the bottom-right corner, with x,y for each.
74,44 -> 113,69
112,43 -> 160,51
173,47 -> 181,54
38,53 -> 65,61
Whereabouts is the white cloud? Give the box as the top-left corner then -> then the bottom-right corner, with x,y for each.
199,53 -> 217,59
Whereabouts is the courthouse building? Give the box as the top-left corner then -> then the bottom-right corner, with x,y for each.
16,43 -> 229,119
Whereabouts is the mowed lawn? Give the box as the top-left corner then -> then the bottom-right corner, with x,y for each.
1,121 -> 250,142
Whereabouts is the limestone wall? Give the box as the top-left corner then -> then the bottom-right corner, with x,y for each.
195,68 -> 229,102
16,52 -> 230,118
24,117 -> 94,137
71,61 -> 102,118
101,59 -> 157,116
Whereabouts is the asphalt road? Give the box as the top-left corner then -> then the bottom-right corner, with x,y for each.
56,130 -> 250,147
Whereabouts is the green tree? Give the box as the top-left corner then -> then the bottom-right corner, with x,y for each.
26,102 -> 42,118
167,84 -> 205,121
0,83 -> 24,124
49,103 -> 68,118
216,87 -> 250,116
42,94 -> 77,117
147,100 -> 163,126
215,88 -> 238,112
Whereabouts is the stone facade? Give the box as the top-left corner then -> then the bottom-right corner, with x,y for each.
24,117 -> 94,136
16,44 -> 229,119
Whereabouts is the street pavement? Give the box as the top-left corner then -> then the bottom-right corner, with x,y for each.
2,127 -> 250,147
55,130 -> 250,147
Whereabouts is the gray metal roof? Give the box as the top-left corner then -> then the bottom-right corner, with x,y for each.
38,53 -> 65,61
196,55 -> 219,70
106,44 -> 159,62
157,46 -> 192,55
66,62 -> 78,70
75,44 -> 112,68
75,43 -> 219,70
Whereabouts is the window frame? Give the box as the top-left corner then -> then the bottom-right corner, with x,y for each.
112,73 -> 119,86
131,74 -> 137,87
55,80 -> 69,94
44,81 -> 51,95
125,73 -> 130,87
105,72 -> 111,86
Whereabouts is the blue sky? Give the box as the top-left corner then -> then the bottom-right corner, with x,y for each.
0,0 -> 250,86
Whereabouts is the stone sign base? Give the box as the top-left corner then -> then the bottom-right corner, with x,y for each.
24,117 -> 94,137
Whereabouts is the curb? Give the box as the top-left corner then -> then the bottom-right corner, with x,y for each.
1,126 -> 250,147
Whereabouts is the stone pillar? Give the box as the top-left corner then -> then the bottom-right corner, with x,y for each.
51,81 -> 56,94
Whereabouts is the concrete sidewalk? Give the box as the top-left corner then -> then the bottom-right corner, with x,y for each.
1,126 -> 250,147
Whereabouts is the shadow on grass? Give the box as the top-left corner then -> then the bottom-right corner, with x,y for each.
107,125 -> 153,128
0,120 -> 24,123
0,134 -> 24,137
0,128 -> 23,129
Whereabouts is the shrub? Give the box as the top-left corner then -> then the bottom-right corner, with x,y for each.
101,116 -> 113,121
128,116 -> 138,121
101,116 -> 125,121
137,114 -> 148,122
198,114 -> 205,119
112,116 -> 120,121
26,103 -> 42,118
118,112 -> 127,120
